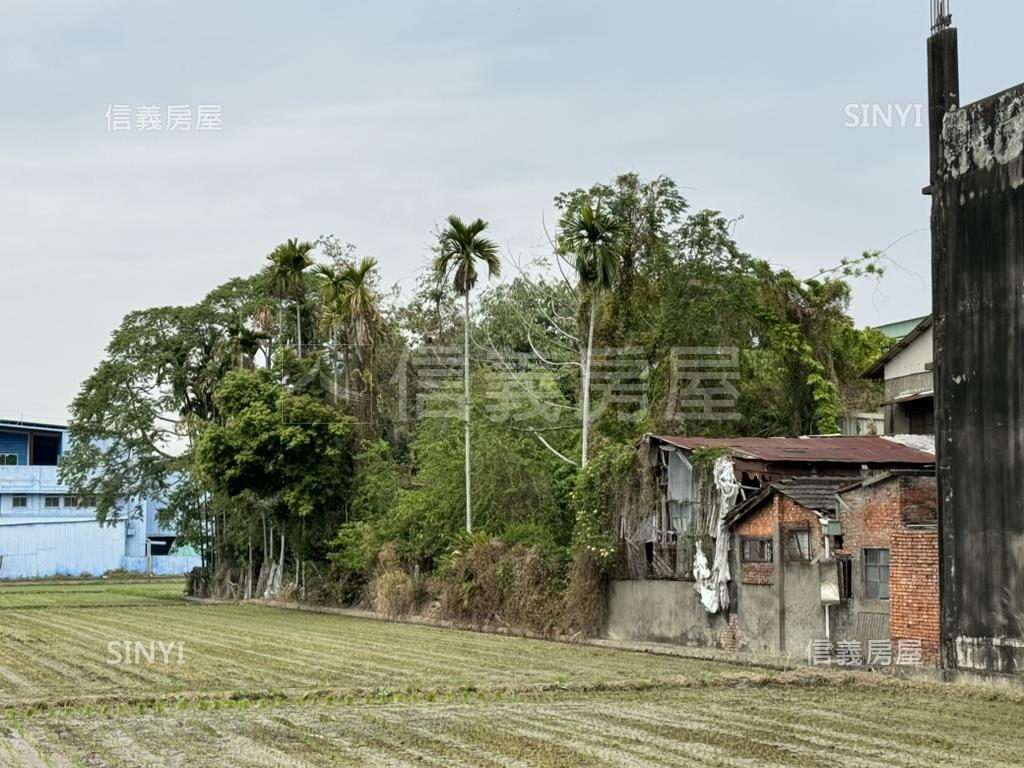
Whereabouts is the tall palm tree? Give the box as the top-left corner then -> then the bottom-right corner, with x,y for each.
560,203 -> 621,468
315,257 -> 379,429
315,264 -> 350,403
227,321 -> 269,369
434,215 -> 500,533
267,238 -> 315,357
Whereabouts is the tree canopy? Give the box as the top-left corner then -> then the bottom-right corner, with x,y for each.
62,172 -> 890,604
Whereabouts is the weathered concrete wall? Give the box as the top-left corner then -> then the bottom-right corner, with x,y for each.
606,496 -> 826,659
121,554 -> 201,576
934,83 -> 1024,674
605,580 -> 728,647
733,495 -> 825,657
781,560 -> 824,660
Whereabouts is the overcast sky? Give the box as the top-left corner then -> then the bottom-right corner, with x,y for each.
2,1 -> 1021,424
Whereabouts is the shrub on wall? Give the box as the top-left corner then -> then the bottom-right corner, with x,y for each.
562,443 -> 635,636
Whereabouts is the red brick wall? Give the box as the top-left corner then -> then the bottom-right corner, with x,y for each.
735,496 -> 776,584
777,497 -> 821,533
891,527 -> 940,666
735,496 -> 776,538
720,613 -> 743,650
891,475 -> 939,666
837,474 -> 939,666
835,481 -> 897,552
734,496 -> 820,585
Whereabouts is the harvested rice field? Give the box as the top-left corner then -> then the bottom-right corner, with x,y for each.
2,580 -> 1023,767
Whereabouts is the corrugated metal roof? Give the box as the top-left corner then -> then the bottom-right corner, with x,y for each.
0,419 -> 67,433
882,434 -> 935,454
874,316 -> 930,340
651,434 -> 934,465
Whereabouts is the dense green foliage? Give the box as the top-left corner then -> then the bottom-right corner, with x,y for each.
62,171 -> 888,620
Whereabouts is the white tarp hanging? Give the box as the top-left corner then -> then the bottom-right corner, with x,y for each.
693,455 -> 738,613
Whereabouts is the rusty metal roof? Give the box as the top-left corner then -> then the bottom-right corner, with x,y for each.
651,434 -> 934,465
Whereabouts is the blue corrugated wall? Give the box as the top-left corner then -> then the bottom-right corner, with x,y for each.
0,432 -> 28,464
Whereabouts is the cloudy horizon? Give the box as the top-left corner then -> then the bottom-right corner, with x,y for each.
2,0 -> 1021,423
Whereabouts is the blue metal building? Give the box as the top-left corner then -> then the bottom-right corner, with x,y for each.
0,419 -> 199,579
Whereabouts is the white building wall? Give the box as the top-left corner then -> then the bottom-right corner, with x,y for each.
0,518 -> 127,579
0,426 -> 196,579
885,326 -> 934,380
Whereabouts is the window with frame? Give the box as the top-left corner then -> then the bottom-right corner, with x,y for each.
740,537 -> 773,563
12,495 -> 28,509
784,526 -> 812,562
838,556 -> 853,600
1,453 -> 17,466
64,496 -> 79,508
864,548 -> 890,599
44,496 -> 61,508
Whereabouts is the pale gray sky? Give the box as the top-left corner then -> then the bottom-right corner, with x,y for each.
2,1 -> 1021,423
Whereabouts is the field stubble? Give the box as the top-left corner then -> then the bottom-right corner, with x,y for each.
1,580 -> 1022,767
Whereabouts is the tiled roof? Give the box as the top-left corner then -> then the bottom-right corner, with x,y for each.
770,477 -> 854,513
726,476 -> 855,527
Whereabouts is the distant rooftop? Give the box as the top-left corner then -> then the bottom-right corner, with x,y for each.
874,316 -> 930,340
0,419 -> 67,432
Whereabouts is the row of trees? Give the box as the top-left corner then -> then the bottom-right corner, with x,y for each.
59,172 -> 890,605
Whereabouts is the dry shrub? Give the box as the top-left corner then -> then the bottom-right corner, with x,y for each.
562,546 -> 609,638
502,547 -> 563,632
371,544 -> 421,619
186,567 -> 210,598
440,539 -> 565,634
276,582 -> 298,603
439,539 -> 508,625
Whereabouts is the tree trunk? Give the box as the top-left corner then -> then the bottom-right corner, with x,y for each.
278,302 -> 284,350
581,295 -> 597,468
296,303 -> 302,357
244,534 -> 253,600
275,532 -> 285,592
334,327 -> 341,405
352,326 -> 372,440
261,513 -> 268,568
464,291 -> 472,533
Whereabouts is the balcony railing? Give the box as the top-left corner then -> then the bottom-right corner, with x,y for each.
0,464 -> 65,493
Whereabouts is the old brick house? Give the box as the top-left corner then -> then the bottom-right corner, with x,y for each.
726,477 -> 850,659
605,435 -> 937,660
722,471 -> 939,665
832,471 -> 940,666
